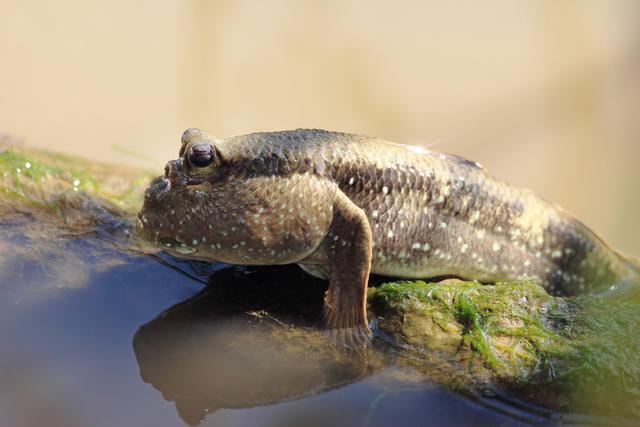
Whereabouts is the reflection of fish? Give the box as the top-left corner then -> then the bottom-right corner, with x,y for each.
132,266 -> 372,426
137,128 -> 640,348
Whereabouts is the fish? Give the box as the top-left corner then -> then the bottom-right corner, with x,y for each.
137,128 -> 640,347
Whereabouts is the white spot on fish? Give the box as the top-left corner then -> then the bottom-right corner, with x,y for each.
551,250 -> 563,259
492,243 -> 501,252
372,210 -> 379,219
25,162 -> 32,169
192,239 -> 198,245
382,186 -> 389,195
412,242 -> 421,250
348,177 -> 355,185
387,231 -> 394,238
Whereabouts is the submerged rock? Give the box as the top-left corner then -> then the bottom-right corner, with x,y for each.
1,142 -> 639,422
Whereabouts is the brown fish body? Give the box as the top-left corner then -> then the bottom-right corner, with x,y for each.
138,128 -> 639,347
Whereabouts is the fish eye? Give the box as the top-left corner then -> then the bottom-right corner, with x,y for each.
189,144 -> 214,168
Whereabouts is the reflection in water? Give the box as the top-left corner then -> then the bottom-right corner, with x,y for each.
133,266 -> 375,425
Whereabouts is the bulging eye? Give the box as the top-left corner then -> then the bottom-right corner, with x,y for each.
189,144 -> 214,167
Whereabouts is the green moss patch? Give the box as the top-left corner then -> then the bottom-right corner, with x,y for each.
370,279 -> 640,416
0,146 -> 154,220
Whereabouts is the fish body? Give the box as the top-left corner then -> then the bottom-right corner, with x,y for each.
138,128 -> 639,346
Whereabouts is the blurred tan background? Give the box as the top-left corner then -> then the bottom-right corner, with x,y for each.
1,0 -> 638,255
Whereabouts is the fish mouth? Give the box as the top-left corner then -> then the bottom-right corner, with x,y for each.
137,177 -> 171,239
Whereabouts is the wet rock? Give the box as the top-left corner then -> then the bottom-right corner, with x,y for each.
370,280 -> 640,418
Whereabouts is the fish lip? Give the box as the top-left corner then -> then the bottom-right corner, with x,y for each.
138,176 -> 171,240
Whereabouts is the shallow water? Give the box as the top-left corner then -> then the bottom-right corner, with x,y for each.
0,220 -> 633,427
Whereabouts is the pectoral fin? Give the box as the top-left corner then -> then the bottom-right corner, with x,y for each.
322,190 -> 373,349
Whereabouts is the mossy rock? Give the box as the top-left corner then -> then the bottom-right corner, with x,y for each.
370,279 -> 640,417
0,144 -> 151,227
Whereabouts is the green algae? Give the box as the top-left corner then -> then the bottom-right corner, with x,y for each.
0,146 -> 153,220
370,279 -> 640,416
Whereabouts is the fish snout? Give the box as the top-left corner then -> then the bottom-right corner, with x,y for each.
164,160 -> 180,180
163,159 -> 190,187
